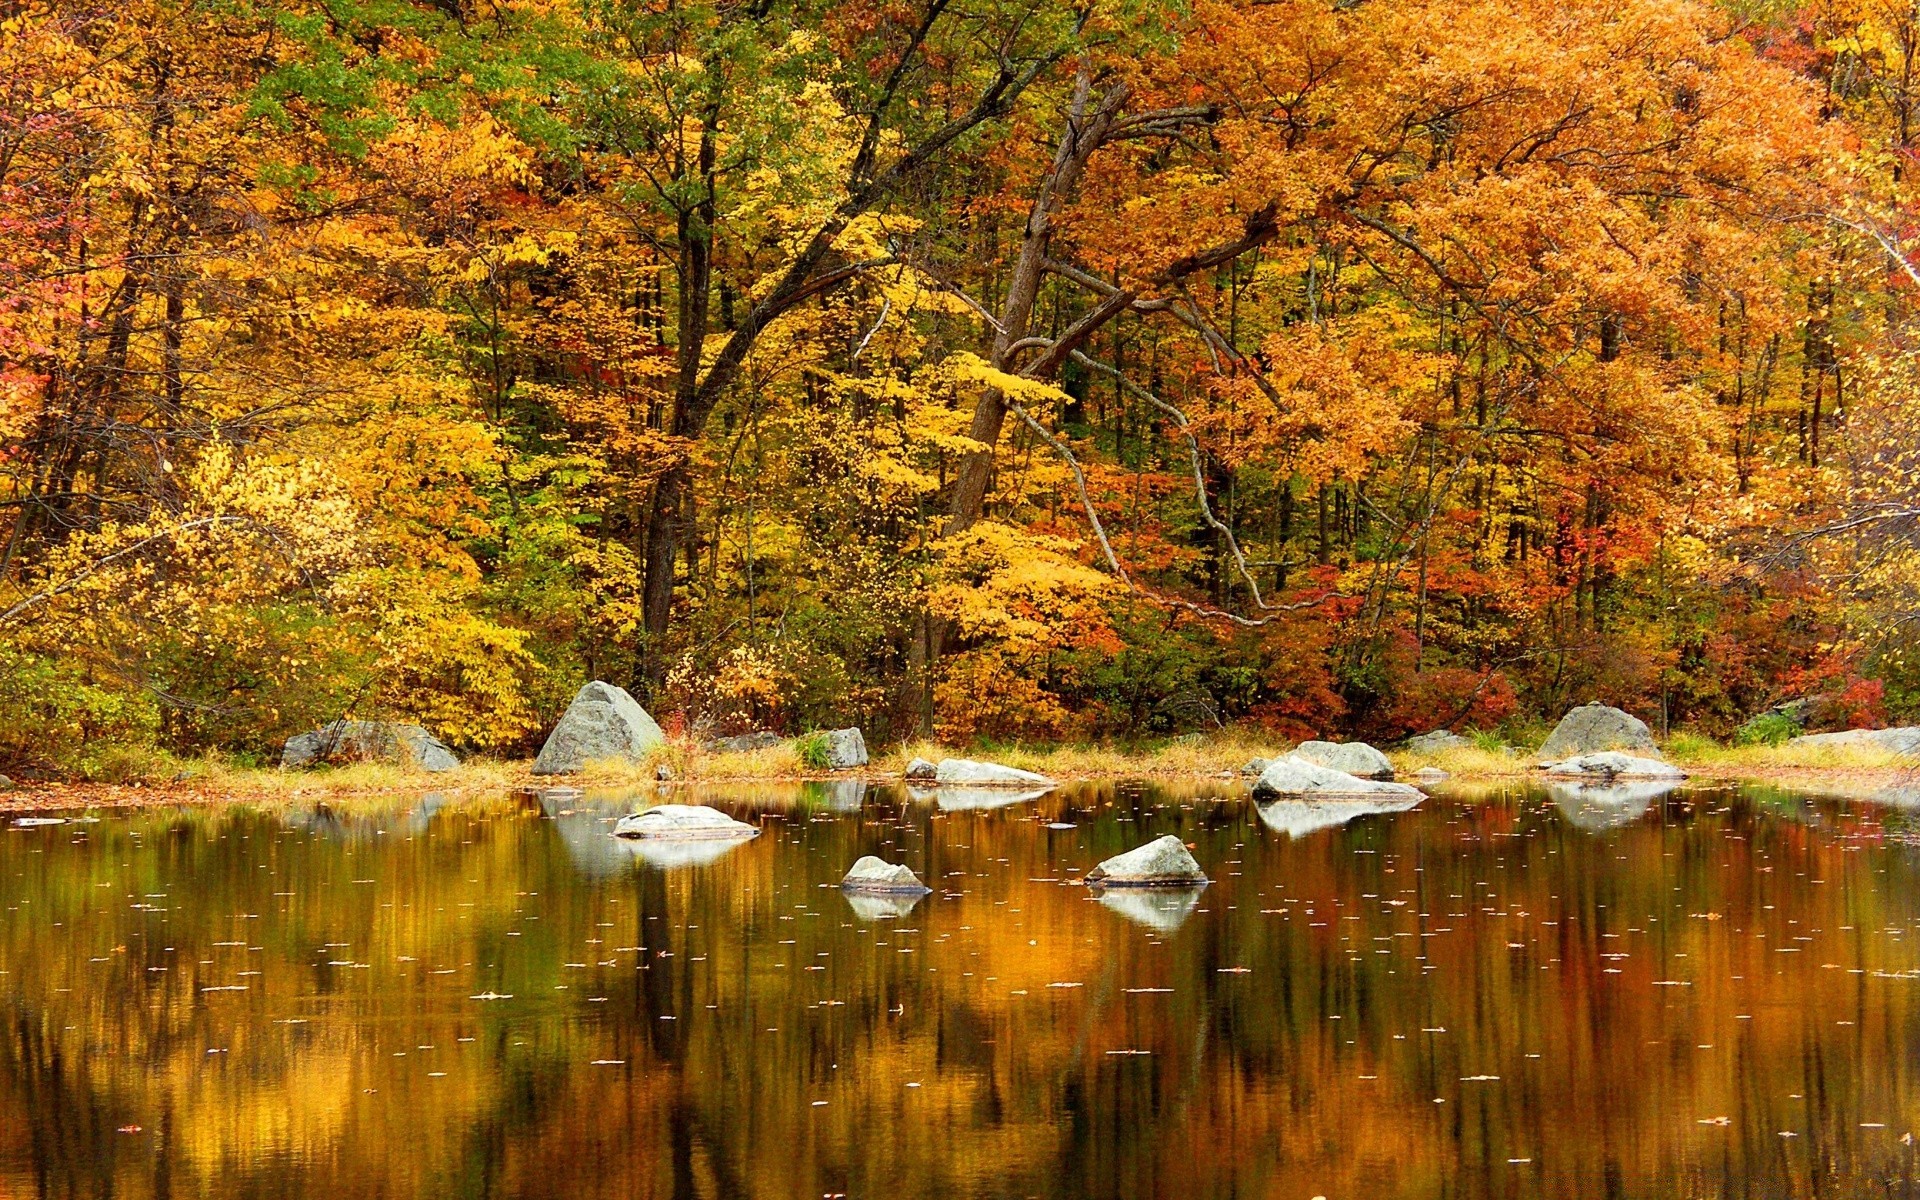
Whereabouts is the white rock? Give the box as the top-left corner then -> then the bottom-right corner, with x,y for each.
1537,702 -> 1659,760
533,681 -> 666,775
1252,756 -> 1426,799
823,727 -> 868,769
1293,740 -> 1395,780
840,855 -> 931,894
611,804 -> 758,841
1788,727 -> 1920,754
903,757 -> 937,780
1539,752 -> 1685,780
1404,730 -> 1472,753
1084,834 -> 1208,888
933,758 -> 1056,787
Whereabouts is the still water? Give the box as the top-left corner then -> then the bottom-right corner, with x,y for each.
3,779 -> 1920,1198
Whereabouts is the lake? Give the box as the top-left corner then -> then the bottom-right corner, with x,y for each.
2,778 -> 1919,1198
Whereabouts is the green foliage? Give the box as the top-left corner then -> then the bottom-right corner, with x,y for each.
793,731 -> 831,771
1733,711 -> 1802,748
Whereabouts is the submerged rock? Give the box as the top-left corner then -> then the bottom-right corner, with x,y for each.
840,855 -> 931,895
281,720 -> 458,773
903,757 -> 937,780
1788,727 -> 1920,754
919,785 -> 1053,811
1540,752 -> 1685,780
611,804 -> 758,841
707,731 -> 784,753
1255,796 -> 1423,838
933,758 -> 1056,787
1252,756 -> 1425,800
823,727 -> 868,769
533,681 -> 666,775
1536,702 -> 1659,760
1405,729 -> 1472,754
1292,739 -> 1395,780
1085,834 -> 1209,888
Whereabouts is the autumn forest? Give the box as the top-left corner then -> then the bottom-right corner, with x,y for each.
5,0 -> 1920,774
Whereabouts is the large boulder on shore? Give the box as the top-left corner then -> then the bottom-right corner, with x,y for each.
823,728 -> 868,770
1292,740 -> 1395,780
1253,756 -> 1425,800
707,731 -> 784,753
1405,729 -> 1472,754
533,681 -> 666,775
840,856 -> 931,894
1788,727 -> 1920,754
1085,835 -> 1208,888
1536,703 -> 1659,761
612,804 -> 758,841
282,720 -> 458,773
1540,751 -> 1685,781
933,758 -> 1055,788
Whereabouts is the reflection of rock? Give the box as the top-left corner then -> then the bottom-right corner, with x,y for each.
840,856 -> 931,894
904,757 -> 937,780
1256,796 -> 1422,838
1789,727 -> 1920,754
1293,740 -> 1395,780
612,804 -> 759,840
406,792 -> 449,833
933,758 -> 1055,787
1547,779 -> 1683,831
925,786 -> 1054,811
1537,702 -> 1659,760
533,681 -> 666,775
844,891 -> 925,921
1097,887 -> 1206,933
1540,752 -> 1685,780
1415,767 -> 1449,783
619,837 -> 754,869
803,779 -> 867,812
282,720 -> 458,772
1252,756 -> 1425,800
1086,835 -> 1208,887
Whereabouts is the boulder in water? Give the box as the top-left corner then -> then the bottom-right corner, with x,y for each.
281,720 -> 458,773
1292,739 -> 1394,780
1788,727 -> 1920,754
1536,703 -> 1659,760
1405,730 -> 1472,754
933,758 -> 1055,787
533,681 -> 666,775
611,804 -> 758,841
1539,752 -> 1685,780
823,727 -> 868,769
903,757 -> 937,780
1252,756 -> 1425,800
1084,834 -> 1209,888
840,856 -> 931,895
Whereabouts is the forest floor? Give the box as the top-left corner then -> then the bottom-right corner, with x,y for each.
0,738 -> 1913,813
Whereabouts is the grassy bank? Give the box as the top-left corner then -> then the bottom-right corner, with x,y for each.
1,728 -> 1916,812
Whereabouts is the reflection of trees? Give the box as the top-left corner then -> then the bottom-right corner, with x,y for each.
0,787 -> 1916,1196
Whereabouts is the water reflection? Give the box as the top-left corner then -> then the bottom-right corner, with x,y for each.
3,782 -> 1920,1198
1256,796 -> 1423,838
910,785 -> 1054,810
844,891 -> 926,921
1096,886 -> 1206,932
1545,778 -> 1683,830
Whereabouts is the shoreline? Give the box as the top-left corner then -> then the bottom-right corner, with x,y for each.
0,754 -> 1913,815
